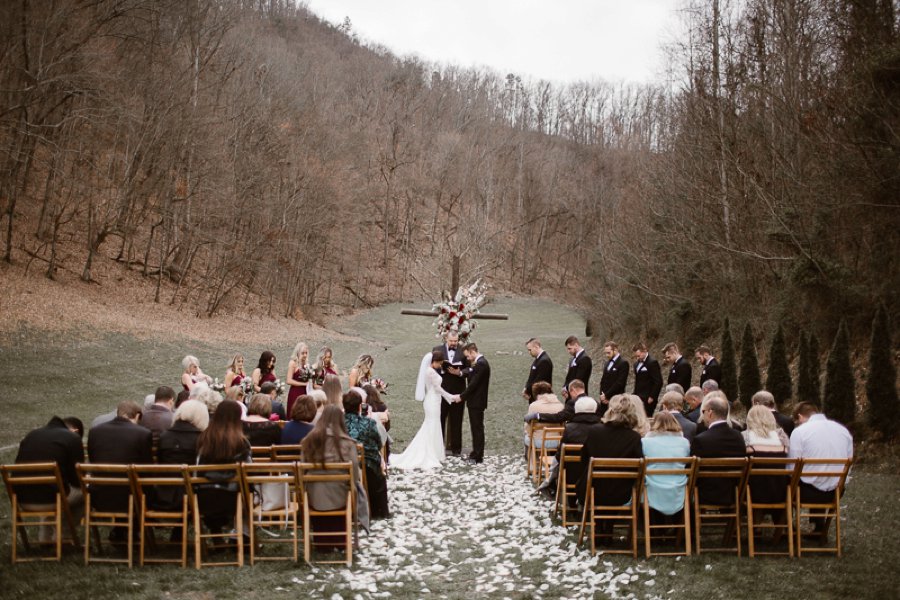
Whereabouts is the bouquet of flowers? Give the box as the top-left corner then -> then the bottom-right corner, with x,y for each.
273,378 -> 286,396
432,279 -> 488,344
371,377 -> 389,394
238,376 -> 254,396
296,365 -> 316,382
211,378 -> 226,393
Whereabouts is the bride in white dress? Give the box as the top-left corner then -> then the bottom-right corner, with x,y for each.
390,351 -> 457,470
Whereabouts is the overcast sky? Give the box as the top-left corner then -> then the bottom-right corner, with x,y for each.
302,0 -> 683,85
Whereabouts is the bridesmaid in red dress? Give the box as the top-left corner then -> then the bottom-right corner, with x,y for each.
252,350 -> 278,392
224,354 -> 246,389
181,355 -> 212,391
286,342 -> 311,416
313,346 -> 339,390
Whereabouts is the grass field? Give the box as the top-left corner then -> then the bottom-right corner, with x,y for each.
0,297 -> 898,599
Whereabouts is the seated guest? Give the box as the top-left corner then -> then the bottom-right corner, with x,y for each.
523,381 -> 564,447
308,389 -> 327,422
537,395 -> 601,497
224,385 -> 245,405
281,395 -> 317,445
525,379 -> 586,425
242,393 -> 282,447
195,400 -> 251,535
743,405 -> 790,507
322,374 -> 343,408
15,416 -> 85,542
154,400 -> 209,515
363,383 -> 391,432
192,385 -> 223,414
752,390 -> 794,436
683,387 -> 704,423
660,391 -> 697,443
696,391 -> 745,434
628,394 -> 651,436
787,402 -> 853,536
301,405 -> 370,548
175,389 -> 190,409
142,386 -> 177,444
642,412 -> 691,521
259,381 -> 286,421
691,395 -> 747,505
344,390 -> 389,519
665,383 -> 685,397
575,395 -> 644,509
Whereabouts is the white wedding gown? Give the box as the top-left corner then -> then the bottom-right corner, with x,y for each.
390,367 -> 454,470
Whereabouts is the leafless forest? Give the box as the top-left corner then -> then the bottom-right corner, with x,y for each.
1,0 -> 897,347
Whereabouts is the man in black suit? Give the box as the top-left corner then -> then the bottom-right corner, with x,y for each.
752,390 -> 794,436
522,337 -> 553,403
690,396 -> 747,505
88,400 -> 153,538
598,341 -> 629,416
526,379 -> 586,425
631,342 -> 663,417
660,391 -> 697,443
562,335 -> 592,399
433,332 -> 467,456
695,345 -> 722,388
663,342 -> 692,392
457,342 -> 491,464
684,386 -> 704,423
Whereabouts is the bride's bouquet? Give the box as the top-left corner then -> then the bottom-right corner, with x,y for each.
432,279 -> 488,343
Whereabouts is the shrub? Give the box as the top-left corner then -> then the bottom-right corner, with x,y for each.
824,319 -> 856,426
866,305 -> 898,439
739,322 -> 762,410
765,324 -> 792,409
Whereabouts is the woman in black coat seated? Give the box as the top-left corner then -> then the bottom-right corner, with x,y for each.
242,394 -> 282,447
157,400 -> 209,465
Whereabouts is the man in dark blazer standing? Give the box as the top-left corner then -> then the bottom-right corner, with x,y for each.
433,331 -> 467,456
458,342 -> 491,464
690,396 -> 747,505
562,336 -> 592,399
695,345 -> 722,387
523,337 -> 553,403
663,342 -> 693,392
598,341 -> 629,416
631,342 -> 663,416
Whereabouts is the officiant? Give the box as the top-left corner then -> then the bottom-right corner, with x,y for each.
434,331 -> 468,457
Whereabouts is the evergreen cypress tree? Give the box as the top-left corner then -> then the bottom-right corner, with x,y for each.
808,332 -> 822,406
739,323 -> 762,410
796,332 -> 814,404
766,324 -> 792,409
824,319 -> 856,426
719,317 -> 739,403
866,305 -> 898,439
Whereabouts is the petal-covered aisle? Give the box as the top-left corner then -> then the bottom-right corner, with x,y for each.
294,456 -> 664,600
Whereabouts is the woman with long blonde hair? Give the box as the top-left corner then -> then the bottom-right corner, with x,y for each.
285,342 -> 310,415
348,354 -> 374,388
224,354 -> 246,388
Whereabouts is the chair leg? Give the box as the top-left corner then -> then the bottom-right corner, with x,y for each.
194,497 -> 202,569
55,495 -> 62,561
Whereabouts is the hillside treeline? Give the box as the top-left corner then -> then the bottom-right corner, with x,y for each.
1,0 -> 897,351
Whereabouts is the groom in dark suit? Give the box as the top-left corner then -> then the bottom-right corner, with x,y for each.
433,332 -> 467,456
458,342 -> 490,464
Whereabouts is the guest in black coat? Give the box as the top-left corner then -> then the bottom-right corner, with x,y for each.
562,336 -> 592,399
154,400 -> 209,511
691,396 -> 747,505
631,342 -> 663,417
576,395 -> 644,508
522,337 -> 553,403
598,341 -> 629,416
695,345 -> 722,387
663,342 -> 693,392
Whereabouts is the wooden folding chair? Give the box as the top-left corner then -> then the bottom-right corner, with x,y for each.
356,443 -> 368,492
270,445 -> 303,462
746,457 -> 799,558
77,463 -> 136,567
250,446 -> 273,463
642,456 -> 697,557
693,457 -> 748,555
297,462 -> 355,566
525,421 -> 550,481
241,462 -> 300,564
131,464 -> 191,567
186,464 -> 244,568
577,458 -> 644,557
537,428 -> 564,485
793,457 -> 852,557
553,443 -> 583,527
1,463 -> 81,563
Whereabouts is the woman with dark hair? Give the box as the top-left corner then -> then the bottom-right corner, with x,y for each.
343,390 -> 389,519
281,395 -> 317,445
195,400 -> 251,534
301,405 -> 370,548
252,350 -> 277,393
242,394 -> 281,446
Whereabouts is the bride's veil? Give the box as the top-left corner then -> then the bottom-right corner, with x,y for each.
414,351 -> 433,401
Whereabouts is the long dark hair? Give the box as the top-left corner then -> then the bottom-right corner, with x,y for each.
197,400 -> 247,463
257,350 -> 276,375
301,405 -> 351,467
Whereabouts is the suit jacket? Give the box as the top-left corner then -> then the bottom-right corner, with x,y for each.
599,355 -> 630,399
673,412 -> 698,444
633,355 -> 663,403
141,404 -> 174,443
564,350 -> 592,391
433,343 -> 468,394
524,351 -> 553,401
460,355 -> 491,410
576,423 -> 643,506
772,409 -> 794,437
668,356 -> 693,391
690,422 -> 747,505
88,417 -> 153,510
699,357 -> 722,387
15,416 -> 85,503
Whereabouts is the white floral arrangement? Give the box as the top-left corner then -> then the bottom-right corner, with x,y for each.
432,279 -> 488,343
238,376 -> 254,396
273,378 -> 286,396
211,378 -> 226,392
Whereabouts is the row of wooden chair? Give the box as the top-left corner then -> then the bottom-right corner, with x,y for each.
1,461 -> 360,568
542,449 -> 852,558
525,422 -> 564,485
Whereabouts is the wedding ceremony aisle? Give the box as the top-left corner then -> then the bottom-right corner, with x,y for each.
300,456 -> 661,600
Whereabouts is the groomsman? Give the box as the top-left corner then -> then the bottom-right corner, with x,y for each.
663,342 -> 692,392
562,336 -> 592,399
522,338 -> 553,403
434,331 -> 467,456
695,345 -> 722,387
631,342 -> 663,416
598,341 -> 629,416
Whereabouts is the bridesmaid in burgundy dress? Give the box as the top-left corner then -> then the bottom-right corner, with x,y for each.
224,354 -> 246,389
313,346 -> 339,390
181,355 -> 212,391
252,350 -> 278,392
286,342 -> 311,416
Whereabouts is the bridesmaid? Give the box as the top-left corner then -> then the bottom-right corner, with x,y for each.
313,346 -> 338,389
181,355 -> 212,391
285,342 -> 311,416
224,354 -> 246,389
252,350 -> 278,393
348,354 -> 374,389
